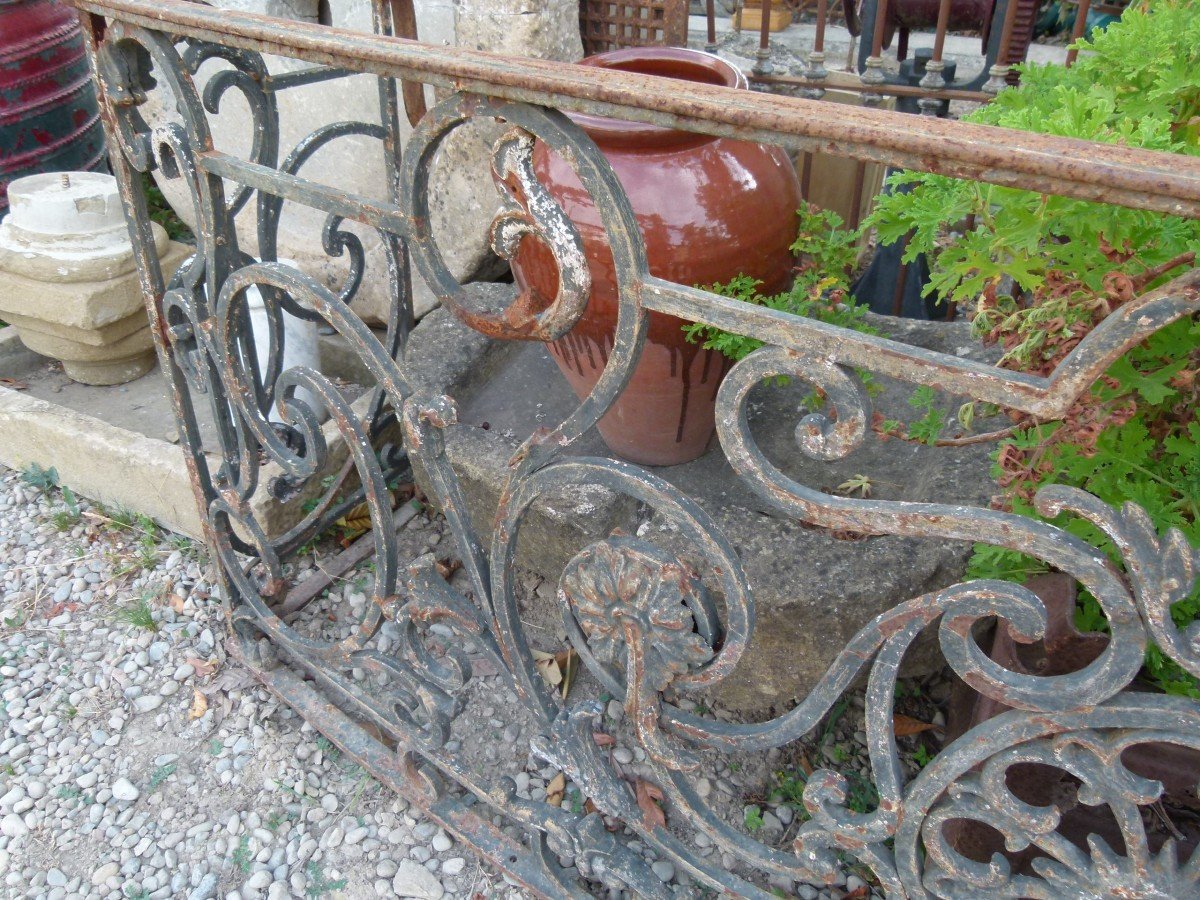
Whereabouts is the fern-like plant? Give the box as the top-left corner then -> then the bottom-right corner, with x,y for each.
867,0 -> 1200,696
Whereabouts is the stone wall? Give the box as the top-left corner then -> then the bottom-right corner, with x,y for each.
156,0 -> 583,324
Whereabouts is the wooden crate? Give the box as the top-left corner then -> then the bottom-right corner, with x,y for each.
733,5 -> 793,32
794,79 -> 893,259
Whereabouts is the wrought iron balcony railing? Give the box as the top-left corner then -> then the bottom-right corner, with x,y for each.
65,0 -> 1200,895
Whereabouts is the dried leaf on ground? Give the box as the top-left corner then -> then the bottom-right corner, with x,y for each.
336,502 -> 372,541
0,379 -> 28,390
435,558 -> 462,580
169,593 -> 186,614
199,667 -> 258,697
893,714 -> 935,737
185,656 -> 218,677
556,648 -> 578,699
635,779 -> 667,829
532,650 -> 562,687
592,732 -> 616,747
188,689 -> 208,720
531,648 -> 579,699
546,772 -> 566,808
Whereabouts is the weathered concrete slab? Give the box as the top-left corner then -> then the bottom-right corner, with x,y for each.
407,293 -> 1003,712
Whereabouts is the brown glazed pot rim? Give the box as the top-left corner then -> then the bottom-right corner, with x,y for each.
569,47 -> 746,149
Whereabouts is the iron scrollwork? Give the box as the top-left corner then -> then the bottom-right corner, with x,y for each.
78,5 -> 1200,897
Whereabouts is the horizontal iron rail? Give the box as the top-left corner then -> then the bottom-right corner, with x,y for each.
644,270 -> 1200,418
748,72 -> 992,104
77,0 -> 1200,218
265,64 -> 355,91
201,151 -> 410,234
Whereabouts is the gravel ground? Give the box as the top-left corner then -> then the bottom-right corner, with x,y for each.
0,461 -> 931,899
0,465 -> 522,900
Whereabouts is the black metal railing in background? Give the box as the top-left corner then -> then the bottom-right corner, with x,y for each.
67,0 -> 1200,896
718,0 -> 1103,103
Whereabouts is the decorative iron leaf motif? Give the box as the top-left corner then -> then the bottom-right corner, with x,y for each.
918,725 -> 1200,899
560,536 -> 713,694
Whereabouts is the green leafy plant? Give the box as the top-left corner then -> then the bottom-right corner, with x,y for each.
912,744 -> 934,770
20,463 -> 59,492
140,173 -> 193,242
766,768 -> 812,825
867,0 -> 1200,696
115,593 -> 158,632
147,763 -> 176,791
904,386 -> 950,447
315,736 -> 340,763
843,771 -> 879,814
683,205 -> 879,367
743,804 -> 764,832
232,834 -> 252,873
305,860 -> 347,897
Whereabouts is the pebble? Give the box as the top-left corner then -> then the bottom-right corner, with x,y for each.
111,777 -> 140,802
91,863 -> 120,885
187,873 -> 219,900
133,693 -> 163,713
652,859 -> 676,882
392,860 -> 445,899
0,813 -> 28,839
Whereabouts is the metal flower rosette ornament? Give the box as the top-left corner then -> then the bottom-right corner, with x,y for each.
65,0 -> 1200,895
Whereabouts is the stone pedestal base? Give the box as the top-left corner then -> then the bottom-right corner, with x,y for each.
0,172 -> 191,385
0,240 -> 190,385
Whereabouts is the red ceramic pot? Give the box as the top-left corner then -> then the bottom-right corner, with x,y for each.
0,0 -> 106,212
510,47 -> 802,466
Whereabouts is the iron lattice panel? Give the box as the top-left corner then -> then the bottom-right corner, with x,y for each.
69,1 -> 1200,896
580,0 -> 689,55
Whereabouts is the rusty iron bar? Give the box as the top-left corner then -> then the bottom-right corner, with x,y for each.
1066,0 -> 1093,67
752,71 -> 990,103
797,0 -> 828,100
984,0 -> 1023,94
69,0 -> 1200,217
916,0 -> 954,115
705,0 -> 717,53
641,268 -> 1200,418
930,0 -> 952,62
753,0 -> 774,76
870,0 -> 889,57
861,0 -> 891,103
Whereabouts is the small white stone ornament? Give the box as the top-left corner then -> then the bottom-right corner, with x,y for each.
0,171 -> 189,385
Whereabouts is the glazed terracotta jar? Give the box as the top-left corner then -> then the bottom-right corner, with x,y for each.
511,47 -> 803,466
